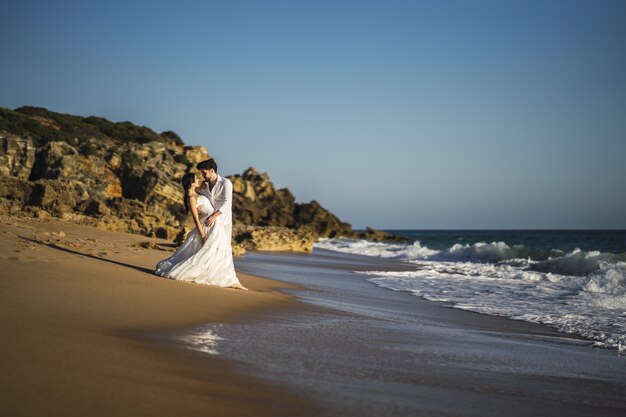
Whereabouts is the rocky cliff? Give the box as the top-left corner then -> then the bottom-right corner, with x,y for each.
1,106 -> 401,253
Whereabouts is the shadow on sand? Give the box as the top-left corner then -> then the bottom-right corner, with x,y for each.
19,235 -> 156,275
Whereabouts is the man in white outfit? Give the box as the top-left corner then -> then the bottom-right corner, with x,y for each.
195,158 -> 246,290
196,158 -> 233,237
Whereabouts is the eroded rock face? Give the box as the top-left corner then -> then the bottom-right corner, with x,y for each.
0,106 -> 369,254
0,176 -> 33,212
343,227 -> 409,242
0,133 -> 35,180
29,141 -> 82,181
0,128 -> 195,241
294,200 -> 352,238
228,167 -> 351,238
184,146 -> 210,165
233,223 -> 314,252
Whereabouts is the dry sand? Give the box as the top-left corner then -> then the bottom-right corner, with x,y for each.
0,215 -> 319,417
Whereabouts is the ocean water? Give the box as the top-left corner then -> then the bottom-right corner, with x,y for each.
174,249 -> 626,416
315,230 -> 626,350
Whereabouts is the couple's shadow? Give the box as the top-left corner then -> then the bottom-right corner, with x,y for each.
19,236 -> 156,275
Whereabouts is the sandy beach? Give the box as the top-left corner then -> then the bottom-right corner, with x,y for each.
0,215 -> 318,417
2,215 -> 626,417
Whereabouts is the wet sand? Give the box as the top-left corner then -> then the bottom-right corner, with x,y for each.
0,216 -> 319,417
202,250 -> 626,417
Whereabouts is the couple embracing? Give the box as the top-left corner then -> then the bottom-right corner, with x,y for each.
154,158 -> 248,290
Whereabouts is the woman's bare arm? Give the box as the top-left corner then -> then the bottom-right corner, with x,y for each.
188,195 -> 206,240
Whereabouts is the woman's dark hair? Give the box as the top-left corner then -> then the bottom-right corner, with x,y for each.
196,158 -> 217,172
181,173 -> 196,212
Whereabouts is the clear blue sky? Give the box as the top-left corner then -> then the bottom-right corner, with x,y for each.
2,0 -> 625,229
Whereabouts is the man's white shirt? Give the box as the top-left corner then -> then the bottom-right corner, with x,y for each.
199,175 -> 233,230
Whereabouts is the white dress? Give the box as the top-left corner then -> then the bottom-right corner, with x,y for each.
154,194 -> 240,287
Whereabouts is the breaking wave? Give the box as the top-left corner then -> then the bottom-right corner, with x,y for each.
314,238 -> 626,350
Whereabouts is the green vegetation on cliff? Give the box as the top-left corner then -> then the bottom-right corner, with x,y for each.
0,106 -> 184,147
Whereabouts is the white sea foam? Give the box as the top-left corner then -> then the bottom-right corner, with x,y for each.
315,238 -> 439,259
315,238 -> 626,350
529,249 -> 609,276
315,238 -> 626,276
443,241 -> 533,262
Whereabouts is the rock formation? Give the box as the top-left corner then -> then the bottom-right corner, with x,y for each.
0,132 -> 35,180
0,106 -> 404,254
342,227 -> 408,242
229,167 -> 352,238
233,223 -> 314,252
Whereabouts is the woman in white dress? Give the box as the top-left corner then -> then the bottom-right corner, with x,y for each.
154,171 -> 247,290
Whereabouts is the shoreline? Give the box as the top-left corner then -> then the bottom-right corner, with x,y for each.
3,215 -> 625,416
239,248 -> 589,341
221,249 -> 626,416
0,215 -> 320,417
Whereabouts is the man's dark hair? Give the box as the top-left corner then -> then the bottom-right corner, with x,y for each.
196,158 -> 217,172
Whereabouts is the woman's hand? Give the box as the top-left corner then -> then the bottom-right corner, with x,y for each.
200,231 -> 207,241
197,206 -> 204,215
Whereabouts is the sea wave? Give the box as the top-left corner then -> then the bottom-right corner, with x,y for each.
314,238 -> 626,350
315,238 -> 626,277
314,239 -> 439,260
